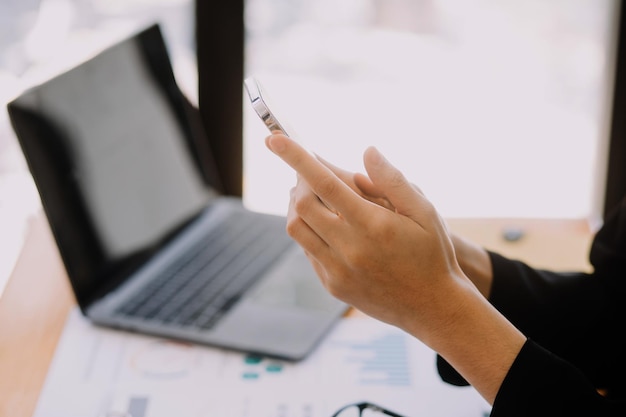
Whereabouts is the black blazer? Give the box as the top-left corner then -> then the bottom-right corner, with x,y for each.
437,197 -> 626,416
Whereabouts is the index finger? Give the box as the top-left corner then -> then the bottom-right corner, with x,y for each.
265,133 -> 364,219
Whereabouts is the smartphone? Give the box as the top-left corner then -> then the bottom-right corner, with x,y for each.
244,77 -> 292,137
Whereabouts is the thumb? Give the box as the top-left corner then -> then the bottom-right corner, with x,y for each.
363,147 -> 434,226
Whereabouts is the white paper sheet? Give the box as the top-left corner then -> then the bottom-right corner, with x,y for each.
33,308 -> 491,417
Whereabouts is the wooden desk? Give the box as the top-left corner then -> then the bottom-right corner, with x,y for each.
0,214 -> 74,417
0,212 -> 593,417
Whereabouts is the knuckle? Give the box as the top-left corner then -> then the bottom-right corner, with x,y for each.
362,216 -> 392,243
420,198 -> 437,217
285,216 -> 305,240
293,191 -> 312,215
285,217 -> 298,238
343,245 -> 368,267
288,151 -> 306,169
367,216 -> 388,234
313,175 -> 339,200
385,169 -> 409,193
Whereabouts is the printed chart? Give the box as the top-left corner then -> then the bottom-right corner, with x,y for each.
33,309 -> 490,417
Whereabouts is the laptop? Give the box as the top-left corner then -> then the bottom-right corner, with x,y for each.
7,24 -> 347,361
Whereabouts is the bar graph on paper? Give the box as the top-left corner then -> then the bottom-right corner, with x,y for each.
326,327 -> 413,388
232,323 -> 419,390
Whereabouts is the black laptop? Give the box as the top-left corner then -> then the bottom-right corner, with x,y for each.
7,24 -> 347,360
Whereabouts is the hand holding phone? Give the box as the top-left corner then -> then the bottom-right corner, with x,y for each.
246,76 -> 340,214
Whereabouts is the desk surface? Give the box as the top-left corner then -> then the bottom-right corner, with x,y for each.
0,211 -> 593,417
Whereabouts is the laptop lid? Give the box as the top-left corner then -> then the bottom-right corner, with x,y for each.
7,24 -> 224,311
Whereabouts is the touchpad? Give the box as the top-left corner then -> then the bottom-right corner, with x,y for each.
248,245 -> 342,312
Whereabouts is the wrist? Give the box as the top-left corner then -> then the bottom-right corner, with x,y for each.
414,275 -> 525,404
451,234 -> 493,298
396,268 -> 480,346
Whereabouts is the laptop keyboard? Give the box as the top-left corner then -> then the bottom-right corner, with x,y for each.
115,212 -> 292,330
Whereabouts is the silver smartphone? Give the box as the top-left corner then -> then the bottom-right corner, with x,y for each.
244,77 -> 292,137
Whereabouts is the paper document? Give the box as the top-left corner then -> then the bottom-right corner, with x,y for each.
34,308 -> 490,417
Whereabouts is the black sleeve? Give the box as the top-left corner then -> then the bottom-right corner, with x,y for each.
437,247 -> 622,389
437,197 -> 626,400
490,339 -> 626,417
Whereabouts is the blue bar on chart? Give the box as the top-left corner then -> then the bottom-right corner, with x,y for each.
128,396 -> 149,417
339,332 -> 412,387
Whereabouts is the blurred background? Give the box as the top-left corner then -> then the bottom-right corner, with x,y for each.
0,0 -> 619,294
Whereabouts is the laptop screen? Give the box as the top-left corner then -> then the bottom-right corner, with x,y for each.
8,25 -> 220,308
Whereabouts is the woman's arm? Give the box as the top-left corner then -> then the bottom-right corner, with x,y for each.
265,133 -> 526,404
315,142 -> 626,395
440,199 -> 626,395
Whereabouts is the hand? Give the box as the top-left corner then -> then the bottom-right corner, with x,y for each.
265,133 -> 468,334
314,154 -> 396,212
265,133 -> 525,404
318,154 -> 494,299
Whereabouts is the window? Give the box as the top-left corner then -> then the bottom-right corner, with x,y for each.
0,0 -> 619,293
243,0 -> 619,219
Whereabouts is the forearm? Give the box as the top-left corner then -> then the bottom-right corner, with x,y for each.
399,270 -> 526,405
268,135 -> 524,405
